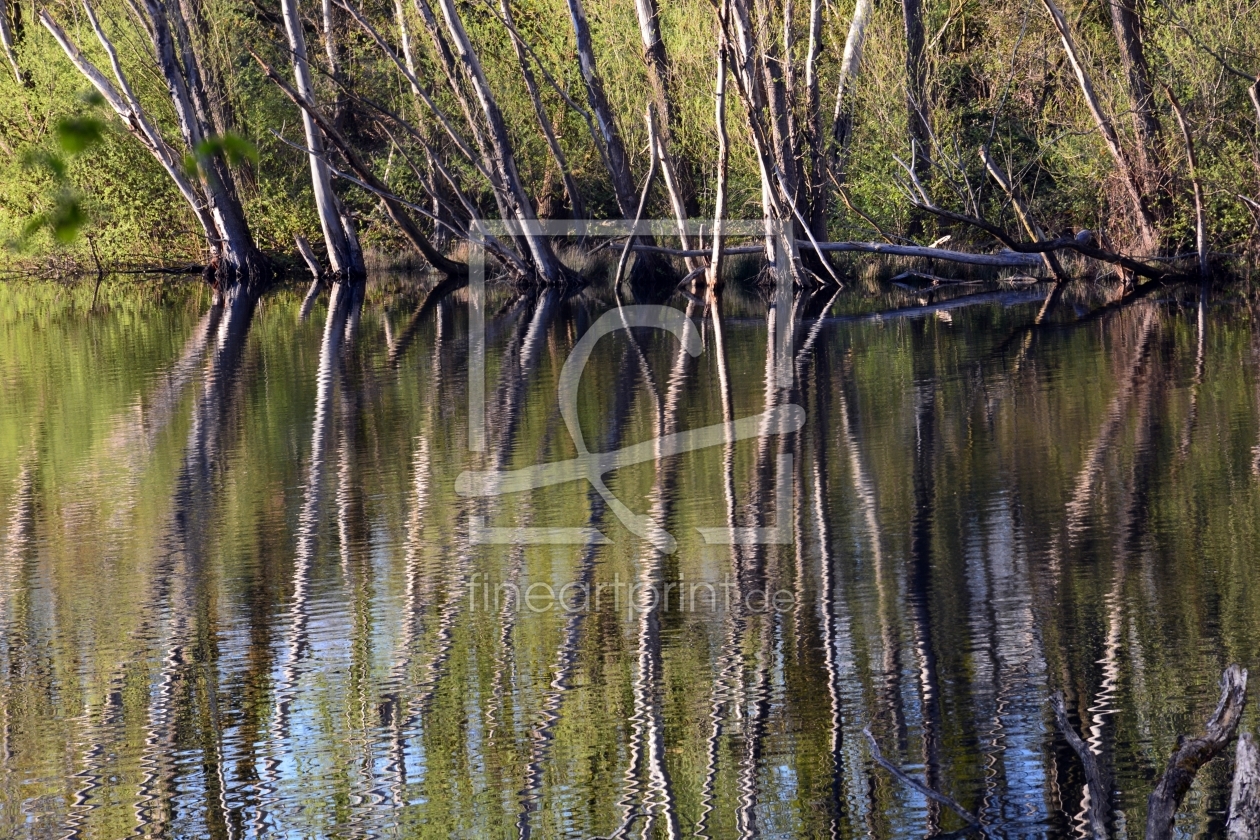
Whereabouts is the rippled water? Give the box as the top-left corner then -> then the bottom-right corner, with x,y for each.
0,275 -> 1257,838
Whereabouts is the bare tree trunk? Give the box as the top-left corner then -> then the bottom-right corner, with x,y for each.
1229,732 -> 1260,840
500,0 -> 584,218
708,16 -> 730,288
410,0 -> 514,222
0,0 -> 21,83
145,0 -> 261,281
563,0 -> 637,217
1108,0 -> 1162,193
981,147 -> 1068,281
829,0 -> 871,173
254,52 -> 468,278
903,0 -> 930,182
1040,0 -> 1159,251
41,3 -> 263,286
282,0 -> 364,279
1145,665 -> 1248,840
804,0 -> 824,236
822,0 -> 872,233
418,0 -> 568,280
1165,86 -> 1208,277
634,0 -> 696,217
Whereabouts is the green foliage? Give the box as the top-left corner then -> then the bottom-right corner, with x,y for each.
1,0 -> 1260,269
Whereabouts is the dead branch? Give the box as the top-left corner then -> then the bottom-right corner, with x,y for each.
1146,664 -> 1248,840
1164,85 -> 1209,278
863,727 -> 980,827
1229,732 -> 1260,840
1050,692 -> 1109,839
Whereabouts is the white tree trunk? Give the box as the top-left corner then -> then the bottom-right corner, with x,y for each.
281,0 -> 363,278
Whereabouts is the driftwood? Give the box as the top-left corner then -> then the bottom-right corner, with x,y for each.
1228,732 -> 1260,840
1051,692 -> 1109,839
862,727 -> 981,827
1145,664 -> 1248,840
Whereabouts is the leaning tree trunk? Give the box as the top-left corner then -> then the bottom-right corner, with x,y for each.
819,0 -> 871,232
432,0 -> 567,282
500,0 -> 584,218
903,0 -> 930,228
281,0 -> 364,280
634,0 -> 698,225
563,0 -> 637,218
41,1 -> 264,288
0,0 -> 20,83
1041,0 -> 1159,252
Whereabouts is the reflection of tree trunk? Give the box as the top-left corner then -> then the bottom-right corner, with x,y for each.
907,380 -> 943,833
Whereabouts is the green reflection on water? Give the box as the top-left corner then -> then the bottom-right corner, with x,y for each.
0,277 -> 1257,839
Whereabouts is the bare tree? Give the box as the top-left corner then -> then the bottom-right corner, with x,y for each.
41,0 -> 265,288
280,0 -> 364,279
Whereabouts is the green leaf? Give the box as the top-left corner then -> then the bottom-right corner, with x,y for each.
55,117 -> 105,155
50,199 -> 87,243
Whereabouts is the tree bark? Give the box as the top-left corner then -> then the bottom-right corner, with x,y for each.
1040,0 -> 1159,251
633,0 -> 696,216
281,0 -> 364,279
1229,732 -> 1260,840
1165,85 -> 1208,277
42,2 -> 263,286
1108,0 -> 1162,194
253,51 -> 467,278
0,0 -> 21,83
432,0 -> 566,280
903,0 -> 930,181
1146,665 -> 1248,840
823,0 -> 872,232
499,0 -> 584,218
563,0 -> 637,217
708,13 -> 730,288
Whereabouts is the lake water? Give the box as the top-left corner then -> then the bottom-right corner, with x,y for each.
0,275 -> 1256,838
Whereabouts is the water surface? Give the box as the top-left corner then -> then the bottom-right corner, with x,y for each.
0,276 -> 1256,839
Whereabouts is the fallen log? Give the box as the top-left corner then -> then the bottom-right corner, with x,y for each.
1146,664 -> 1248,840
633,240 -> 1045,267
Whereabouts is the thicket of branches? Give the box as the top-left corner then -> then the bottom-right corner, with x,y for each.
1,0 -> 1258,287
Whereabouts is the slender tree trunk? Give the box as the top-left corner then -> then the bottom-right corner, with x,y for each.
281,0 -> 363,278
0,0 -> 21,83
1041,0 -> 1158,251
903,0 -> 930,180
42,3 -> 263,286
708,13 -> 730,288
634,0 -> 696,217
563,0 -> 637,217
500,0 -> 584,218
1165,85 -> 1208,277
144,0 -> 262,281
1108,0 -> 1162,195
827,0 -> 872,197
805,0 -> 825,236
432,0 -> 566,281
